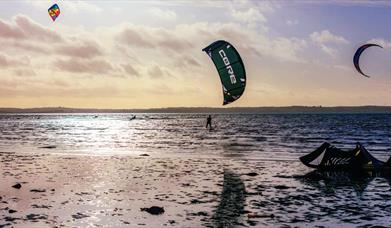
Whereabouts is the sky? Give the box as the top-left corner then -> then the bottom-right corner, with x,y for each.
1,0 -> 391,108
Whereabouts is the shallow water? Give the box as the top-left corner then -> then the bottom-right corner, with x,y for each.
1,113 -> 391,227
0,113 -> 391,161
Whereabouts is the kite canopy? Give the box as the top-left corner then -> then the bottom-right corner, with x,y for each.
203,40 -> 246,105
353,43 -> 383,78
48,4 -> 60,22
300,142 -> 387,170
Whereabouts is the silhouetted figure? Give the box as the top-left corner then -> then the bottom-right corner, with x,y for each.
206,115 -> 212,129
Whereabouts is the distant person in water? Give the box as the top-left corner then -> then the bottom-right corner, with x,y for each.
206,115 -> 212,129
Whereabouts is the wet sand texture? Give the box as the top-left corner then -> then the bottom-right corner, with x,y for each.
1,152 -> 391,227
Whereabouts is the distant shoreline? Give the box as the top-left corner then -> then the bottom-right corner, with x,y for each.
2,106 -> 391,114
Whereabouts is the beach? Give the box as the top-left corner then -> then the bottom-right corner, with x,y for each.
1,151 -> 390,227
1,113 -> 391,227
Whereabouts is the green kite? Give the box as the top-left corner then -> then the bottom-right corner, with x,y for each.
203,40 -> 246,105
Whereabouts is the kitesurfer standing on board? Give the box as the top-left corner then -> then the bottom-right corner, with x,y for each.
206,115 -> 212,129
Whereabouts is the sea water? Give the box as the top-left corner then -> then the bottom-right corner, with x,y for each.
0,113 -> 390,161
1,113 -> 391,226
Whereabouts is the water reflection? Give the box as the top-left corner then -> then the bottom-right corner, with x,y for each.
300,169 -> 391,195
211,169 -> 246,227
1,114 -> 391,160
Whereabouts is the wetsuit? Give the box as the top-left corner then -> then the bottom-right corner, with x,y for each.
206,116 -> 212,129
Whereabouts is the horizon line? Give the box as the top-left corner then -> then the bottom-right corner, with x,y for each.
2,105 -> 391,114
1,105 -> 391,109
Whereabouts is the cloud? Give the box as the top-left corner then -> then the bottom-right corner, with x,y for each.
310,30 -> 349,45
14,68 -> 36,77
157,30 -> 193,51
56,40 -> 103,58
267,37 -> 307,62
15,15 -> 63,42
367,38 -> 391,48
117,25 -> 193,51
0,14 -> 308,83
117,27 -> 155,48
62,1 -> 102,13
148,7 -> 177,20
0,15 -> 63,42
0,18 -> 25,39
1,2 -> 390,108
0,54 -> 29,67
148,65 -> 166,78
8,41 -> 50,54
229,1 -> 274,30
0,54 -> 14,67
286,19 -> 299,26
310,30 -> 349,57
0,13 -> 309,107
231,8 -> 267,24
121,64 -> 140,77
287,0 -> 391,7
55,58 -> 115,74
26,0 -> 102,14
320,44 -> 337,57
116,22 -> 307,64
174,55 -> 201,69
231,0 -> 275,13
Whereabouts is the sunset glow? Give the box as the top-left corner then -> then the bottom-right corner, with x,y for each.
1,1 -> 391,108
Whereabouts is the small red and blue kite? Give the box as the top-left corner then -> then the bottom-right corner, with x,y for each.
48,4 -> 60,22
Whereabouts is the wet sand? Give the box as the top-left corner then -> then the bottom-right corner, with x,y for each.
1,152 -> 390,227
